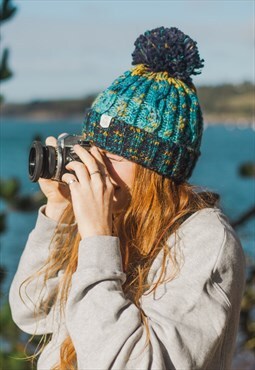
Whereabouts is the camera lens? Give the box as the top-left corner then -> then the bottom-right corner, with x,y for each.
28,141 -> 57,182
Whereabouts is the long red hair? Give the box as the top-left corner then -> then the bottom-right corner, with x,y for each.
22,163 -> 218,369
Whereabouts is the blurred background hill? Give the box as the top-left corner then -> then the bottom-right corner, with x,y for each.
0,81 -> 254,124
1,82 -> 255,124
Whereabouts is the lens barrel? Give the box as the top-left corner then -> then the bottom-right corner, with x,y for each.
28,141 -> 57,182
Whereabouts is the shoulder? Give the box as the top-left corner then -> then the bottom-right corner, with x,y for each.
176,207 -> 245,262
167,207 -> 246,303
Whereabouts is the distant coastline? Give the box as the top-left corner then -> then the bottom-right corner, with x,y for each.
0,112 -> 253,128
0,82 -> 254,127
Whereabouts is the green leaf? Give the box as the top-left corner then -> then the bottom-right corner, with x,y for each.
0,212 -> 6,233
0,48 -> 13,81
0,0 -> 17,23
0,178 -> 20,200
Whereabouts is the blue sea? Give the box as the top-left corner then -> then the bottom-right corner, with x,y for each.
0,119 -> 254,299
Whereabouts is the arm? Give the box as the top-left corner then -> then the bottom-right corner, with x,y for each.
65,212 -> 246,369
9,206 -> 74,335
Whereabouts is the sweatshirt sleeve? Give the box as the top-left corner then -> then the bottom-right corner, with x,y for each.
9,206 -> 75,335
65,211 -> 246,370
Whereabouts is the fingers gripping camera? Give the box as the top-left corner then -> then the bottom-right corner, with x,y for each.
28,134 -> 92,182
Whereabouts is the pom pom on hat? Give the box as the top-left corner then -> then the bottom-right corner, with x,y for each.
131,26 -> 204,82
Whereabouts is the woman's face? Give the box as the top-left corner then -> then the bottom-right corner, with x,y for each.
96,147 -> 136,214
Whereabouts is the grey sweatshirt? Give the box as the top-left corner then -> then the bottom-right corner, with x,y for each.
9,206 -> 246,370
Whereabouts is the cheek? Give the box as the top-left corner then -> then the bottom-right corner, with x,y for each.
112,163 -> 135,189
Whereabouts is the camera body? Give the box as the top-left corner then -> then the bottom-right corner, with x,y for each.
29,134 -> 92,182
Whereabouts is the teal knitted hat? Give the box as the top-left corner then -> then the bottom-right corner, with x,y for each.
83,26 -> 205,183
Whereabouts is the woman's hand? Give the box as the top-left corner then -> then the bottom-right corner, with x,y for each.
62,144 -> 114,239
38,136 -> 71,221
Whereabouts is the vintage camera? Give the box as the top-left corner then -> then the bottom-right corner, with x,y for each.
28,133 -> 92,182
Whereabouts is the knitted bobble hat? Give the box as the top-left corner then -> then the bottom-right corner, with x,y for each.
83,26 -> 205,183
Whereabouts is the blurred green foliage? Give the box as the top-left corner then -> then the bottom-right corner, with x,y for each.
0,0 -> 17,103
239,162 -> 255,178
0,0 -> 17,22
0,1 -> 39,368
0,177 -> 46,213
0,48 -> 12,82
0,302 -> 39,369
0,178 -> 20,200
0,213 -> 6,233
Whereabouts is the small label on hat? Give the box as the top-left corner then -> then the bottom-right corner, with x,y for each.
100,114 -> 112,128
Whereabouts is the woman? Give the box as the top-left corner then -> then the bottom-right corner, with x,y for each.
9,26 -> 246,370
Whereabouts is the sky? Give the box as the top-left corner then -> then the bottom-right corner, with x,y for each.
1,0 -> 254,103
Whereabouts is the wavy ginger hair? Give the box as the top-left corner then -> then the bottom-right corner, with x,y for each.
22,162 -> 218,369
